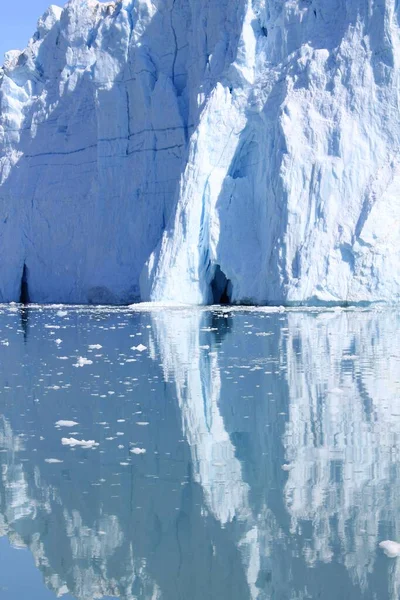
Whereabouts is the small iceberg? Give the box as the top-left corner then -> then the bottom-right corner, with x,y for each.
62,438 -> 99,448
55,420 -> 79,427
379,540 -> 400,557
73,357 -> 93,367
130,447 -> 146,455
131,344 -> 147,352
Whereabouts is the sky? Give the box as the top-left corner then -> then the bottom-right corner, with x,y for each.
0,1 -> 107,63
0,1 -> 60,62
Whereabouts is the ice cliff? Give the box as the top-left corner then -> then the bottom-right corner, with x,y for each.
1,0 -> 400,304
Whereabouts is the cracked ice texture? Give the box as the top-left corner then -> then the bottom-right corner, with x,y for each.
1,0 -> 400,304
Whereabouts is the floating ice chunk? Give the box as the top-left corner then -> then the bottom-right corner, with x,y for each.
74,357 -> 93,367
131,344 -> 147,352
61,438 -> 99,448
55,420 -> 79,427
130,447 -> 146,455
281,464 -> 293,471
57,310 -> 68,317
55,339 -> 62,345
89,344 -> 102,350
55,584 -> 69,598
379,541 -> 400,557
136,422 -> 149,426
45,458 -> 63,464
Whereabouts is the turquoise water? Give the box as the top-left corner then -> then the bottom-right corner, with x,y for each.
0,305 -> 400,600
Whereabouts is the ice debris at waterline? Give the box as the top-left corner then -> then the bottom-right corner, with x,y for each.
1,0 -> 400,305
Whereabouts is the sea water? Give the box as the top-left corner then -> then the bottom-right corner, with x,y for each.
0,305 -> 400,600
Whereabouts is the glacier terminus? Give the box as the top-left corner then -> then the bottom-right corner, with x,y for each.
1,0 -> 400,305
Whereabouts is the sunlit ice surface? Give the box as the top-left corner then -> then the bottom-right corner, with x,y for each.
1,304 -> 400,599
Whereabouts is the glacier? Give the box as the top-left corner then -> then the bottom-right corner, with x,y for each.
1,0 -> 400,304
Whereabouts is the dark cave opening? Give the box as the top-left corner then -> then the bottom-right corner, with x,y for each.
20,264 -> 30,305
211,265 -> 232,305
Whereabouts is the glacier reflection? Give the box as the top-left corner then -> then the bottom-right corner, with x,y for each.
0,307 -> 400,599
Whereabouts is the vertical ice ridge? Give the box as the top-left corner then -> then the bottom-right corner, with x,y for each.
142,0 -> 400,305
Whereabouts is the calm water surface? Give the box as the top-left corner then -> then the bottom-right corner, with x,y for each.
0,305 -> 399,600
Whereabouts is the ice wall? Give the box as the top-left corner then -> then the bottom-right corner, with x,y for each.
1,0 -> 400,304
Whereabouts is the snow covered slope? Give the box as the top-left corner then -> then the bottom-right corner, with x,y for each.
1,0 -> 400,304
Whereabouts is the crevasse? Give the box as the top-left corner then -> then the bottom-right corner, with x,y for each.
1,0 -> 400,305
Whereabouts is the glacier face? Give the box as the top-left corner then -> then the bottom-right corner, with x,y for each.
1,0 -> 400,304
